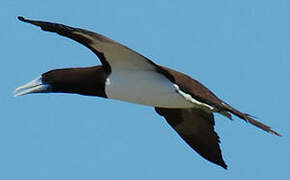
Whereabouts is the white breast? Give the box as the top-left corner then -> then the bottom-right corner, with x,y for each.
105,69 -> 194,108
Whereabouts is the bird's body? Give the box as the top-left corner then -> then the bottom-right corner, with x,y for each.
105,65 -> 194,108
15,16 -> 280,169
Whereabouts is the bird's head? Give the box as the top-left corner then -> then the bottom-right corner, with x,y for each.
14,66 -> 108,98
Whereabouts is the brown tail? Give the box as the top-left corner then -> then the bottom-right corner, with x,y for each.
224,104 -> 281,136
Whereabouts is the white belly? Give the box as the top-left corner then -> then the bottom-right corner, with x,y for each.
105,69 -> 194,108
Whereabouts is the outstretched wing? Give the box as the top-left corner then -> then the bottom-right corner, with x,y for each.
155,107 -> 227,169
18,16 -> 173,80
161,66 -> 281,136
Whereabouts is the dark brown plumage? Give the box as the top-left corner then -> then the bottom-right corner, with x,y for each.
42,66 -> 108,97
155,107 -> 227,169
15,16 -> 280,169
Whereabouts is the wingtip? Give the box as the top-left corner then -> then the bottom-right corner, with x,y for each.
18,16 -> 25,21
18,16 -> 31,23
219,160 -> 228,170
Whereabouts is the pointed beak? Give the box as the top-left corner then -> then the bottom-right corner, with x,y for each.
14,76 -> 51,97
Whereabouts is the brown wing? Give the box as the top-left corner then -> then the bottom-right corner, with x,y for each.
18,16 -> 175,82
155,107 -> 227,169
160,66 -> 281,136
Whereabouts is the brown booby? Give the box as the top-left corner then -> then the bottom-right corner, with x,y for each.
15,16 -> 280,169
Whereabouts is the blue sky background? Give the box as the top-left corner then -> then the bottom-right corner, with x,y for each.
1,0 -> 289,179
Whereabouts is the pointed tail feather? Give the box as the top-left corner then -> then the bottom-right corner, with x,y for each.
223,105 -> 281,136
245,115 -> 281,136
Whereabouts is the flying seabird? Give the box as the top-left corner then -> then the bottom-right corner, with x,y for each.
15,16 -> 280,169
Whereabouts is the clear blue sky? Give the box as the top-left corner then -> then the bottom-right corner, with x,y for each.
1,0 -> 289,179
